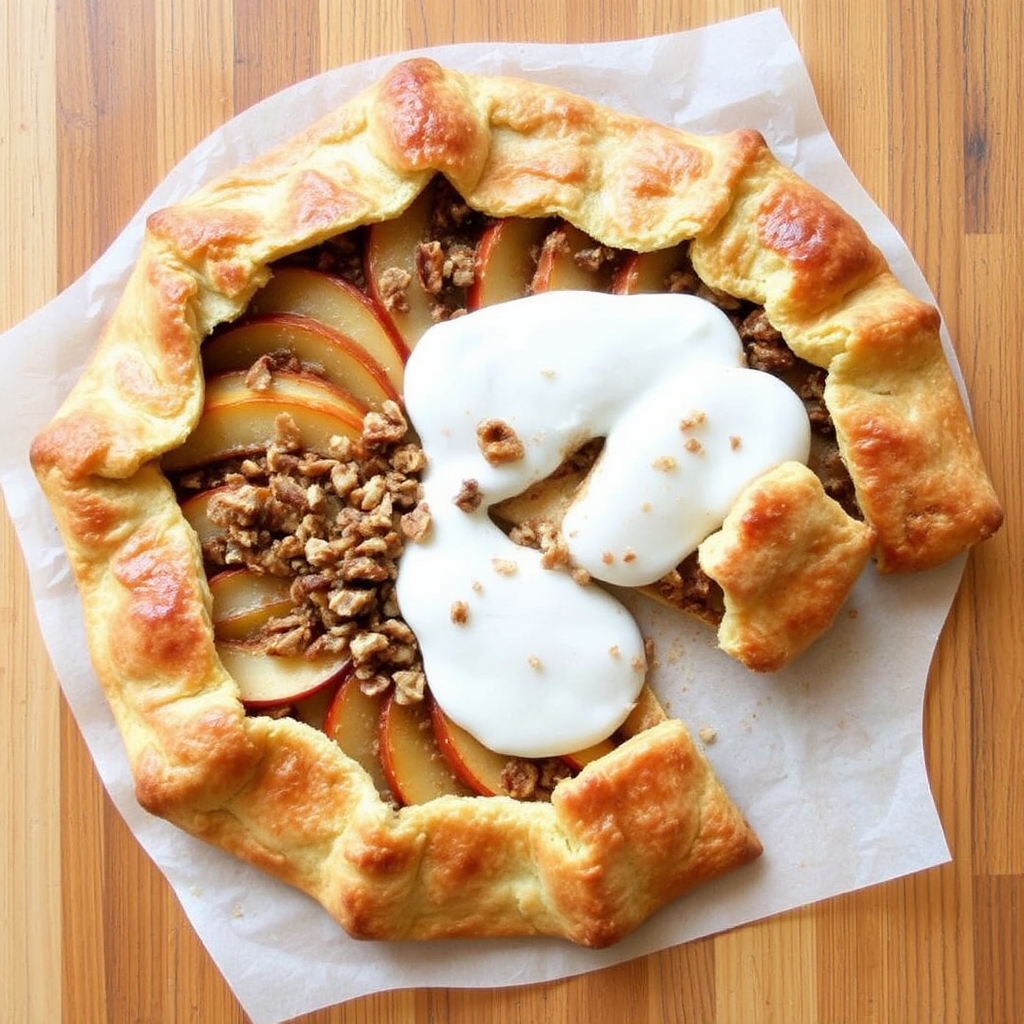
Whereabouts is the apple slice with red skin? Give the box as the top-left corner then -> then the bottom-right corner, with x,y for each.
292,681 -> 339,732
203,314 -> 399,410
322,676 -> 393,797
378,692 -> 473,805
208,568 -> 294,642
612,242 -> 689,295
247,266 -> 407,391
466,217 -> 551,311
162,370 -> 366,472
180,484 -> 230,550
560,737 -> 617,772
531,222 -> 619,293
364,185 -> 439,351
429,700 -> 510,796
216,640 -> 350,708
431,699 -> 619,790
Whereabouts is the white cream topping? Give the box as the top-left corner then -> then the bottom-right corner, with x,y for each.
397,291 -> 810,757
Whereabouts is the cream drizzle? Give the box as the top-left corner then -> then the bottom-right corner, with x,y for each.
397,291 -> 810,757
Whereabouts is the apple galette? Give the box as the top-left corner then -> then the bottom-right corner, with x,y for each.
30,59 -> 1002,946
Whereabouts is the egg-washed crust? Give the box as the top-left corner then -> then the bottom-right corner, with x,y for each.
30,59 -> 999,944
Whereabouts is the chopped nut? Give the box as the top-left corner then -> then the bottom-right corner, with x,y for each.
679,410 -> 706,431
400,501 -> 432,542
527,655 -> 542,670
393,669 -> 426,704
501,758 -> 540,800
244,355 -> 275,391
274,412 -> 303,451
729,435 -> 742,450
699,726 -> 718,745
684,438 -> 704,454
450,600 -> 469,625
415,240 -> 445,294
570,567 -> 591,587
377,266 -> 412,313
652,455 -> 677,471
476,418 -> 525,465
492,557 -> 518,576
454,478 -> 483,512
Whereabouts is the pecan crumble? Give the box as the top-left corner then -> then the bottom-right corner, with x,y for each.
477,418 -> 525,465
453,477 -> 484,512
176,398 -> 427,701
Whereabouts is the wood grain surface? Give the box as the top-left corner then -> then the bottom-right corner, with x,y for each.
2,1 -> 1020,1022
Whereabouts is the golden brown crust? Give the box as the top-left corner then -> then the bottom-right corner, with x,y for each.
30,58 -> 1000,944
698,462 -> 876,671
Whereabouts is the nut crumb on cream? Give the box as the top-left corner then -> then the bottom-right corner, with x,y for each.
453,477 -> 483,512
476,418 -> 525,465
652,455 -> 677,471
684,438 -> 704,454
450,600 -> 469,625
491,557 -> 518,576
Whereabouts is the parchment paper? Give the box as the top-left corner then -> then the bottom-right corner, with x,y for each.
0,10 -> 961,1023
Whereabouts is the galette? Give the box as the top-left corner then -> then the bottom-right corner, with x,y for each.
30,58 -> 1002,946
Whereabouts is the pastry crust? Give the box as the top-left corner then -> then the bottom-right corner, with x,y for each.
698,462 -> 875,672
30,58 -> 1001,944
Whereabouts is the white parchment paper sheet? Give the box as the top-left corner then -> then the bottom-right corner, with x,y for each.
0,11 -> 961,1023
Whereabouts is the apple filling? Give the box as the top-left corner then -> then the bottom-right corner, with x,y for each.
166,174 -> 859,806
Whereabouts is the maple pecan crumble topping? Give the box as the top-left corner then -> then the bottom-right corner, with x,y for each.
476,418 -> 525,465
453,477 -> 483,512
175,397 -> 428,703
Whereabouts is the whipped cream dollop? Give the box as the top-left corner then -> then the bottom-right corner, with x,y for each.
397,291 -> 810,757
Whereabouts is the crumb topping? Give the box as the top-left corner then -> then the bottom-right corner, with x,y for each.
476,418 -> 525,465
178,398 -> 427,702
453,477 -> 483,512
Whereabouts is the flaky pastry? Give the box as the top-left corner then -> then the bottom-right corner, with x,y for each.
31,58 -> 1000,945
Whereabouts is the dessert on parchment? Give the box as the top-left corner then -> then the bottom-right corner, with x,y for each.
31,59 -> 1001,945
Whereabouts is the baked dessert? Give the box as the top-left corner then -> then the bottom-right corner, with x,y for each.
30,58 -> 1001,946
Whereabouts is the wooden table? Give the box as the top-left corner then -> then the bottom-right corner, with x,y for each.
2,1 -> 1020,1021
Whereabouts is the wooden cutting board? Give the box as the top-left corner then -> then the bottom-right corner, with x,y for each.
2,1 -> 1021,1021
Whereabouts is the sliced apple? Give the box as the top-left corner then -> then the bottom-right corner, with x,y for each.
203,314 -> 399,409
323,676 -> 392,797
379,692 -> 473,806
531,222 -> 618,293
612,243 -> 688,294
208,568 -> 294,641
430,700 -> 510,797
292,680 -> 339,732
180,484 -> 230,549
620,684 -> 667,737
246,266 -> 407,390
364,185 -> 439,350
466,217 -> 551,311
216,639 -> 350,708
561,737 -> 617,772
163,370 -> 366,472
